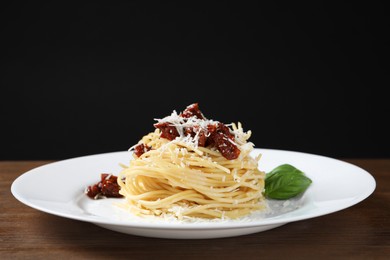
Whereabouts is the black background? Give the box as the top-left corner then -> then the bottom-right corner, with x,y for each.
1,2 -> 388,160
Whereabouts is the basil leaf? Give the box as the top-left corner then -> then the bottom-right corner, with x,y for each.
264,164 -> 312,200
265,164 -> 305,181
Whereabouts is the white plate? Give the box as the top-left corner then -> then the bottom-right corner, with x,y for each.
11,149 -> 376,239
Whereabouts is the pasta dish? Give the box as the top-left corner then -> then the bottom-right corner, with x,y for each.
117,103 -> 266,220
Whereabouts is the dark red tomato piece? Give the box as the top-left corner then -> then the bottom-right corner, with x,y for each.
207,123 -> 240,160
101,175 -> 122,198
134,143 -> 151,157
153,122 -> 179,140
153,103 -> 241,160
180,103 -> 205,119
211,132 -> 240,160
86,174 -> 123,199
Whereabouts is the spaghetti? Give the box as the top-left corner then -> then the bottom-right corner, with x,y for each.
118,103 -> 266,219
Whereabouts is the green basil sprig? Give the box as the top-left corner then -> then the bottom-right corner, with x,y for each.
264,164 -> 312,200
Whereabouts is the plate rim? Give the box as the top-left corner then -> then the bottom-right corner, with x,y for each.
10,148 -> 377,230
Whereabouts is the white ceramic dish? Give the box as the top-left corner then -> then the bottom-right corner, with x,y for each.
11,149 -> 376,239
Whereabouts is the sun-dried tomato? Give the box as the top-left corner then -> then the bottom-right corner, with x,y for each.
207,123 -> 240,160
180,103 -> 205,119
134,143 -> 151,157
86,174 -> 123,199
153,122 -> 179,140
151,103 -> 241,160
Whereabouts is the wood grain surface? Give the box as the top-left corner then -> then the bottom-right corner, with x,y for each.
1,159 -> 389,259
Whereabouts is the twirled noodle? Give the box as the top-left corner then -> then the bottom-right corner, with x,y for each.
118,123 -> 266,220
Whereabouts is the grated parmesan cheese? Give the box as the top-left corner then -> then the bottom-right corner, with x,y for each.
153,109 -> 253,154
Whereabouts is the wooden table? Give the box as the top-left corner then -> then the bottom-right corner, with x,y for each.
1,159 -> 389,259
